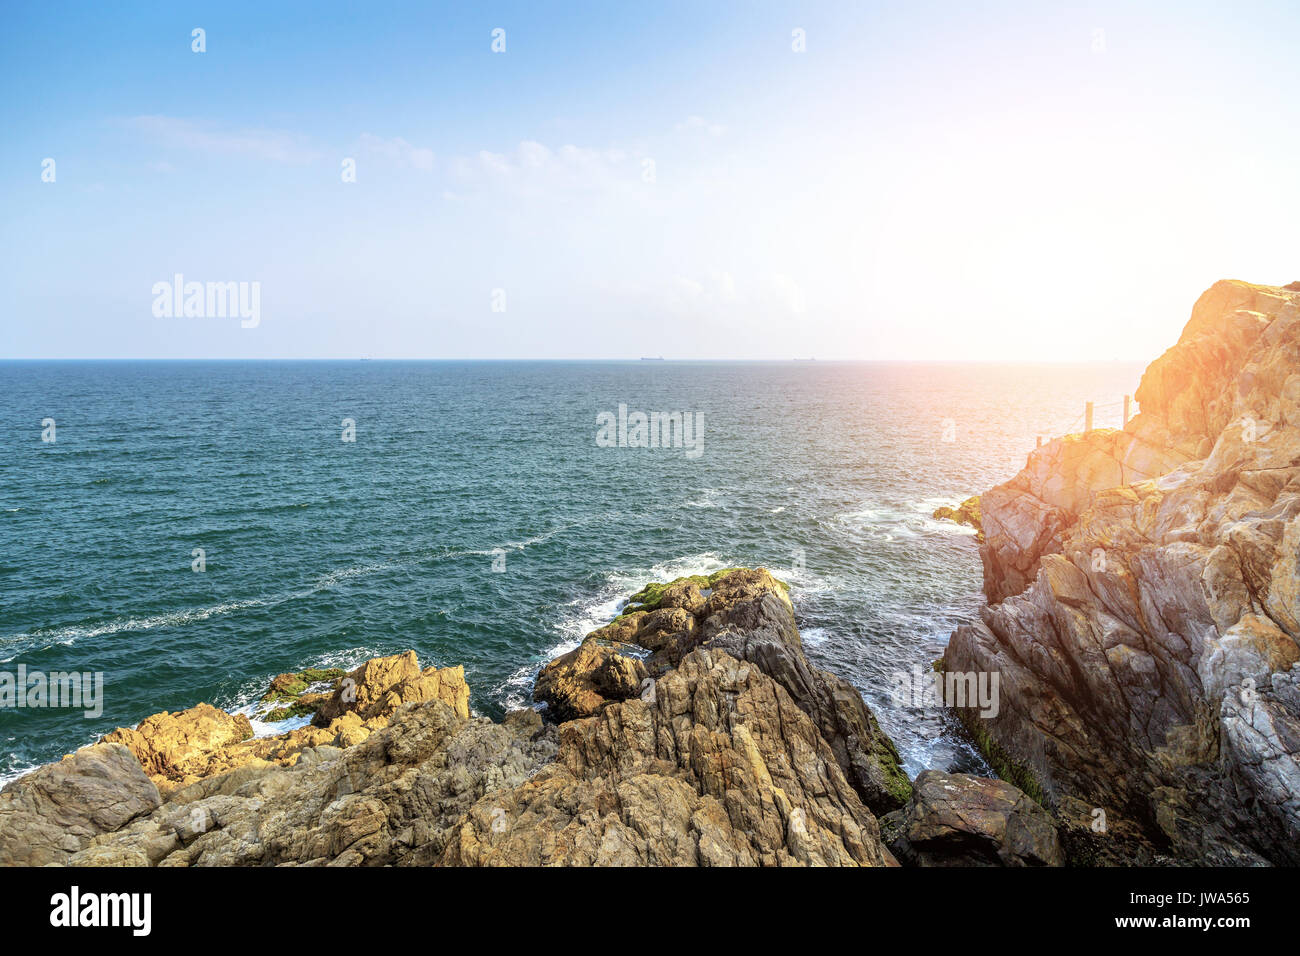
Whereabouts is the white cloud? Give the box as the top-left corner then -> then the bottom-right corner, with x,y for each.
675,115 -> 725,136
357,133 -> 434,171
449,140 -> 640,197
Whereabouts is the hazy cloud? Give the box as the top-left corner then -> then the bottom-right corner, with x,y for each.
120,115 -> 321,164
357,133 -> 434,171
675,115 -> 725,136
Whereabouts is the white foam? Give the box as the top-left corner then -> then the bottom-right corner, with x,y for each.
0,563 -> 400,662
684,489 -> 722,509
0,598 -> 268,663
801,627 -> 830,648
224,644 -> 384,736
833,498 -> 980,542
493,551 -> 731,711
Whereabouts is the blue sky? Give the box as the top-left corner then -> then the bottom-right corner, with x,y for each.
3,0 -> 1299,359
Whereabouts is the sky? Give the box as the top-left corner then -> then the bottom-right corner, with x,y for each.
2,0 -> 1299,360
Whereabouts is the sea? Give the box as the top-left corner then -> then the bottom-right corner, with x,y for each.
0,359 -> 1144,784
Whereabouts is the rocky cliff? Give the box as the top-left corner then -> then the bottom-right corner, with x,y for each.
945,279 -> 1300,864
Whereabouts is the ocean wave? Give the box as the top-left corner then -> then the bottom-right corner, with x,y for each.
800,626 -> 830,648
0,598 -> 269,662
435,519 -> 590,559
831,497 -> 981,541
683,489 -> 722,509
309,564 -> 396,590
0,563 -> 400,662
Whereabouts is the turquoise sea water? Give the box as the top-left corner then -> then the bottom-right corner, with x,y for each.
0,360 -> 1144,783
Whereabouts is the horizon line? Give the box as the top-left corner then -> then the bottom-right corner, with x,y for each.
0,356 -> 1150,364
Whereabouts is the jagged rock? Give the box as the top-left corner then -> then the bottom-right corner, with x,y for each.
883,770 -> 1063,867
586,567 -> 911,814
93,653 -> 470,795
946,279 -> 1300,865
979,430 -> 1189,603
102,704 -> 254,786
933,495 -> 983,539
0,743 -> 161,865
50,646 -> 896,867
314,651 -> 470,725
533,636 -> 648,721
443,648 -> 895,866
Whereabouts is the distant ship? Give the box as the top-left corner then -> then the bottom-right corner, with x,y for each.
639,356 -> 665,361
793,357 -> 816,361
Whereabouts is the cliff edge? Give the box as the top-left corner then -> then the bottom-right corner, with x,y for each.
945,279 -> 1300,864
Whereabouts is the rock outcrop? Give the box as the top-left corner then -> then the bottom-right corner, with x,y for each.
533,636 -> 648,721
945,279 -> 1300,864
933,495 -> 983,540
98,653 -> 470,795
580,568 -> 912,814
0,744 -> 161,865
2,570 -> 924,867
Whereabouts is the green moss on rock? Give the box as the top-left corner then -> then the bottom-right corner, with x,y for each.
264,699 -> 319,722
619,567 -> 789,617
259,666 -> 347,722
958,710 -> 1047,806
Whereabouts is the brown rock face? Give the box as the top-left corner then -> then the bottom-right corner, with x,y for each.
533,637 -> 648,721
96,653 -> 471,795
0,744 -> 161,865
979,430 -> 1190,604
882,770 -> 1063,867
946,279 -> 1300,864
314,651 -> 470,725
15,646 -> 896,867
102,704 -> 254,785
444,648 -> 894,866
583,567 -> 912,814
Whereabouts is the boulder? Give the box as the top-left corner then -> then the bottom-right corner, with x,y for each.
533,636 -> 648,721
314,651 -> 469,725
102,703 -> 254,784
0,743 -> 161,865
884,770 -> 1063,867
